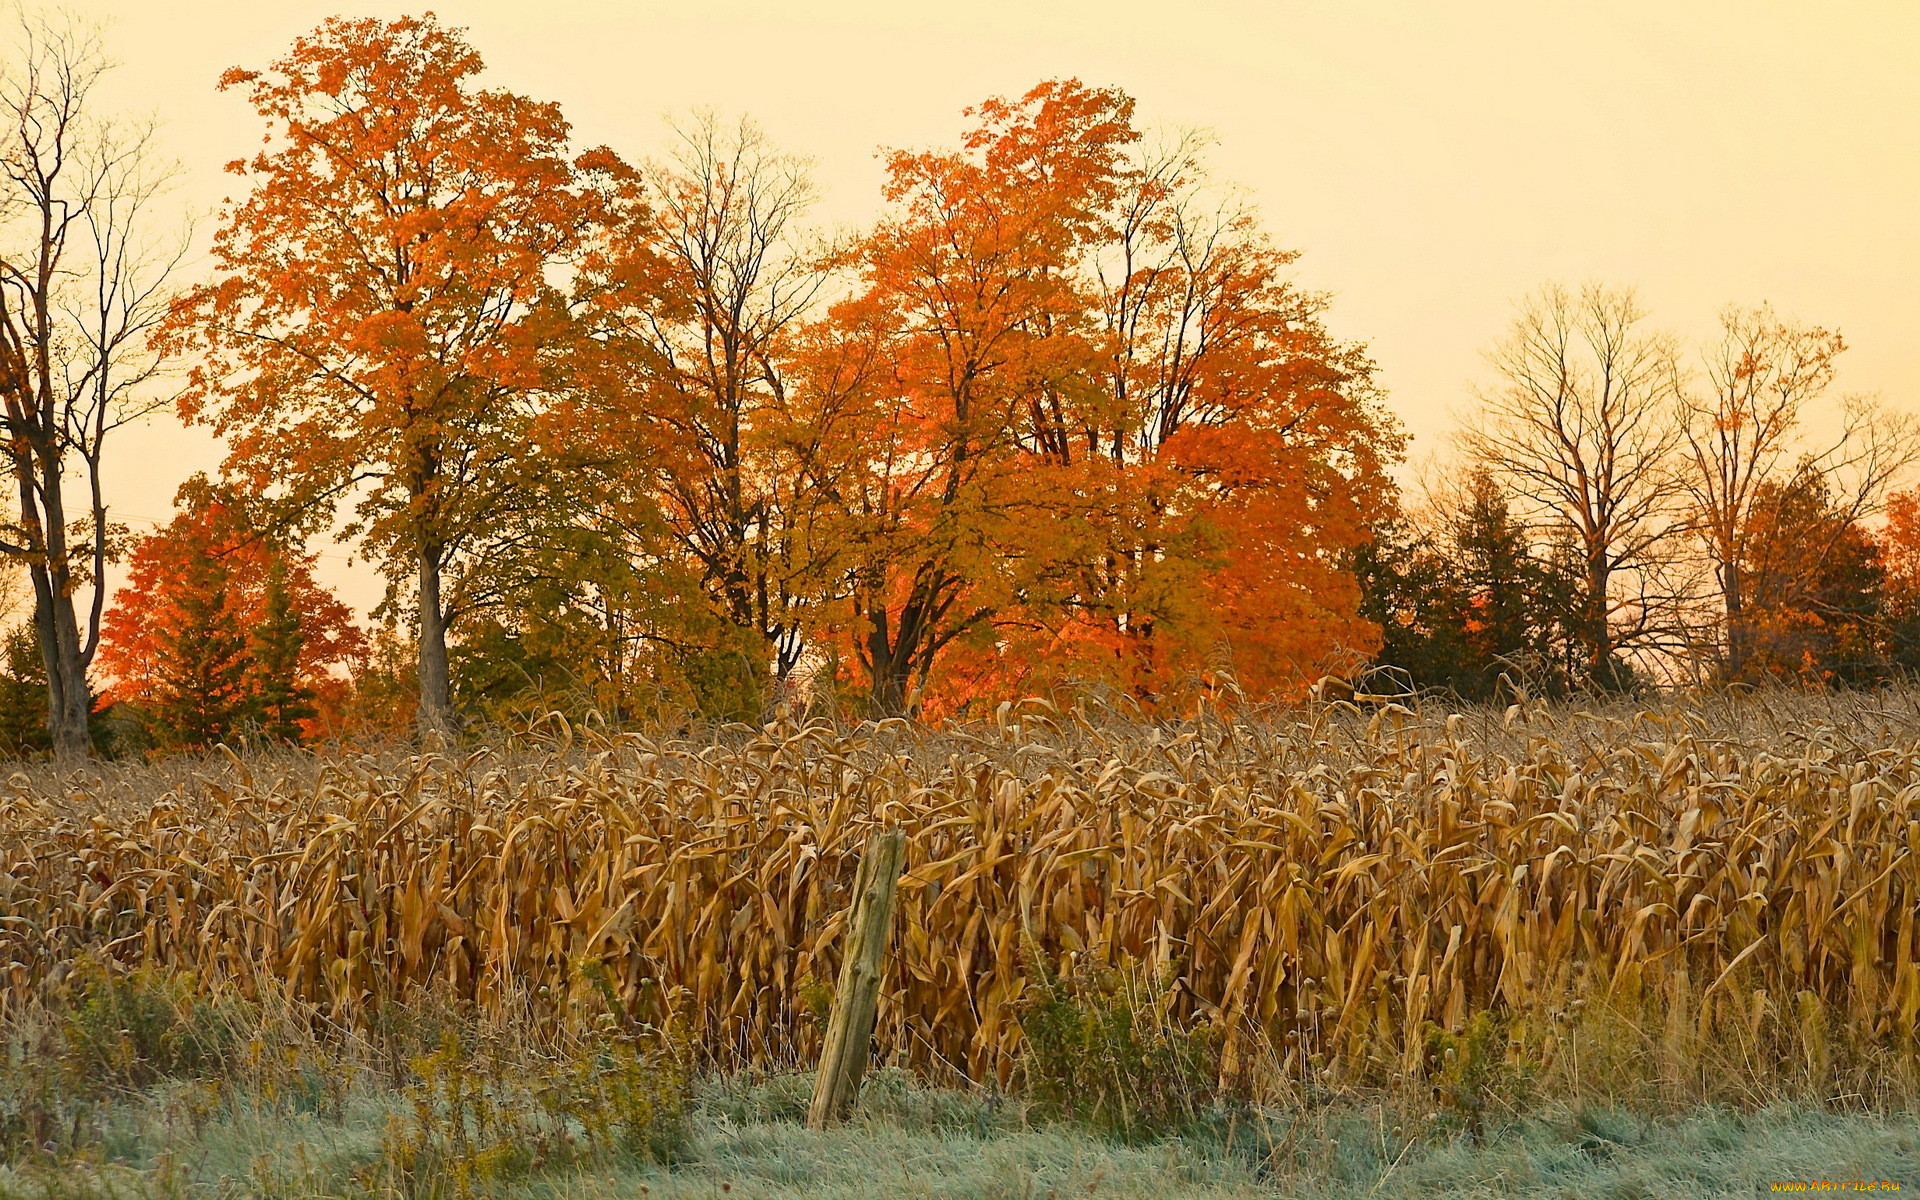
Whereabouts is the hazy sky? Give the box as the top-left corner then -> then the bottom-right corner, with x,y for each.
65,0 -> 1920,614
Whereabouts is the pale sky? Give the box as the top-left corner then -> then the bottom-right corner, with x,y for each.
66,0 -> 1920,616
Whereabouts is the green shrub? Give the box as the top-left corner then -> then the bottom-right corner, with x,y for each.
59,962 -> 248,1093
0,1030 -> 70,1166
3,964 -> 248,1167
1422,1011 -> 1532,1140
1019,954 -> 1223,1142
375,1023 -> 690,1199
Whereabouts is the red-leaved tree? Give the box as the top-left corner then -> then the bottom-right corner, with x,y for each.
96,479 -> 365,748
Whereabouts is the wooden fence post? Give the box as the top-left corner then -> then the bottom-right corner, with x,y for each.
807,826 -> 907,1129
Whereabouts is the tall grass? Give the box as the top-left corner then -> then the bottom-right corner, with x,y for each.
3,691 -> 1918,1107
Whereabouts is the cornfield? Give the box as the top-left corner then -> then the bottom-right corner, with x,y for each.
3,694 -> 1918,1096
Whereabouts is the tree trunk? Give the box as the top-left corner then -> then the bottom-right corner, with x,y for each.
28,566 -> 86,759
1584,554 -> 1615,690
46,583 -> 91,758
27,462 -> 92,759
864,618 -> 913,719
1721,560 -> 1748,683
416,545 -> 457,738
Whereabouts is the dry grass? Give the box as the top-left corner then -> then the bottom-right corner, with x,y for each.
3,690 -> 1918,1108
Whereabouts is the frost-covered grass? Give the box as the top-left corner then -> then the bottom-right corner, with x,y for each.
3,1071 -> 1915,1199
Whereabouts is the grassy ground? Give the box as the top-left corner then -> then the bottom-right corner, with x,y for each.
2,1070 -> 1915,1199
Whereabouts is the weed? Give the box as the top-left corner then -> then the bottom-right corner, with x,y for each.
1422,1012 -> 1531,1140
374,1021 -> 690,1199
1020,954 -> 1225,1142
58,961 -> 246,1094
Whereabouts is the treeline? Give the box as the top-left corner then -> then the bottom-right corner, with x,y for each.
1,13 -> 1400,752
0,14 -> 1910,756
1363,287 -> 1920,701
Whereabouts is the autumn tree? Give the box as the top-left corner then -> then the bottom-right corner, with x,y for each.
775,82 -> 1401,716
1462,283 -> 1685,690
797,81 -> 1126,716
1681,304 -> 1919,680
1725,463 -> 1886,686
583,112 -> 835,708
165,15 -> 619,736
1058,131 -> 1399,702
96,480 -> 363,749
0,12 -> 181,756
1877,489 -> 1920,674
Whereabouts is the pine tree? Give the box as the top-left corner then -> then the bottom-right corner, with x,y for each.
145,551 -> 251,749
1358,470 -> 1586,701
248,559 -> 318,744
0,625 -> 51,757
1449,470 -> 1582,696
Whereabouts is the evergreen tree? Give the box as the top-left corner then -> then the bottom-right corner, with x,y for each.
1449,472 -> 1540,693
1352,515 -> 1472,695
144,551 -> 251,748
248,559 -> 318,743
0,625 -> 50,756
1359,470 -> 1585,700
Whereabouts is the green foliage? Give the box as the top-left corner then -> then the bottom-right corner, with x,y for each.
1019,954 -> 1223,1143
1,964 -> 247,1169
1358,472 -> 1601,699
680,639 -> 767,723
141,552 -> 252,749
448,556 -> 779,728
249,559 -> 318,744
0,625 -> 49,757
58,962 -> 247,1095
339,624 -> 419,739
449,614 -> 589,726
0,624 -> 112,758
0,1018 -> 68,1166
1421,1011 -> 1532,1141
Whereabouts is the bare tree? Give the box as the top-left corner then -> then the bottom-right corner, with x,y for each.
0,13 -> 179,757
1681,304 -> 1920,679
604,112 -> 831,688
1461,283 -> 1686,689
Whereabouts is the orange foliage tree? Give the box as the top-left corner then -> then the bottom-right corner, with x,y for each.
793,82 -> 1124,717
1719,464 -> 1885,686
162,15 -> 621,735
163,25 -> 1400,727
1061,125 -> 1397,703
1870,487 -> 1920,676
794,82 -> 1400,716
96,480 -> 365,748
1883,489 -> 1920,599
